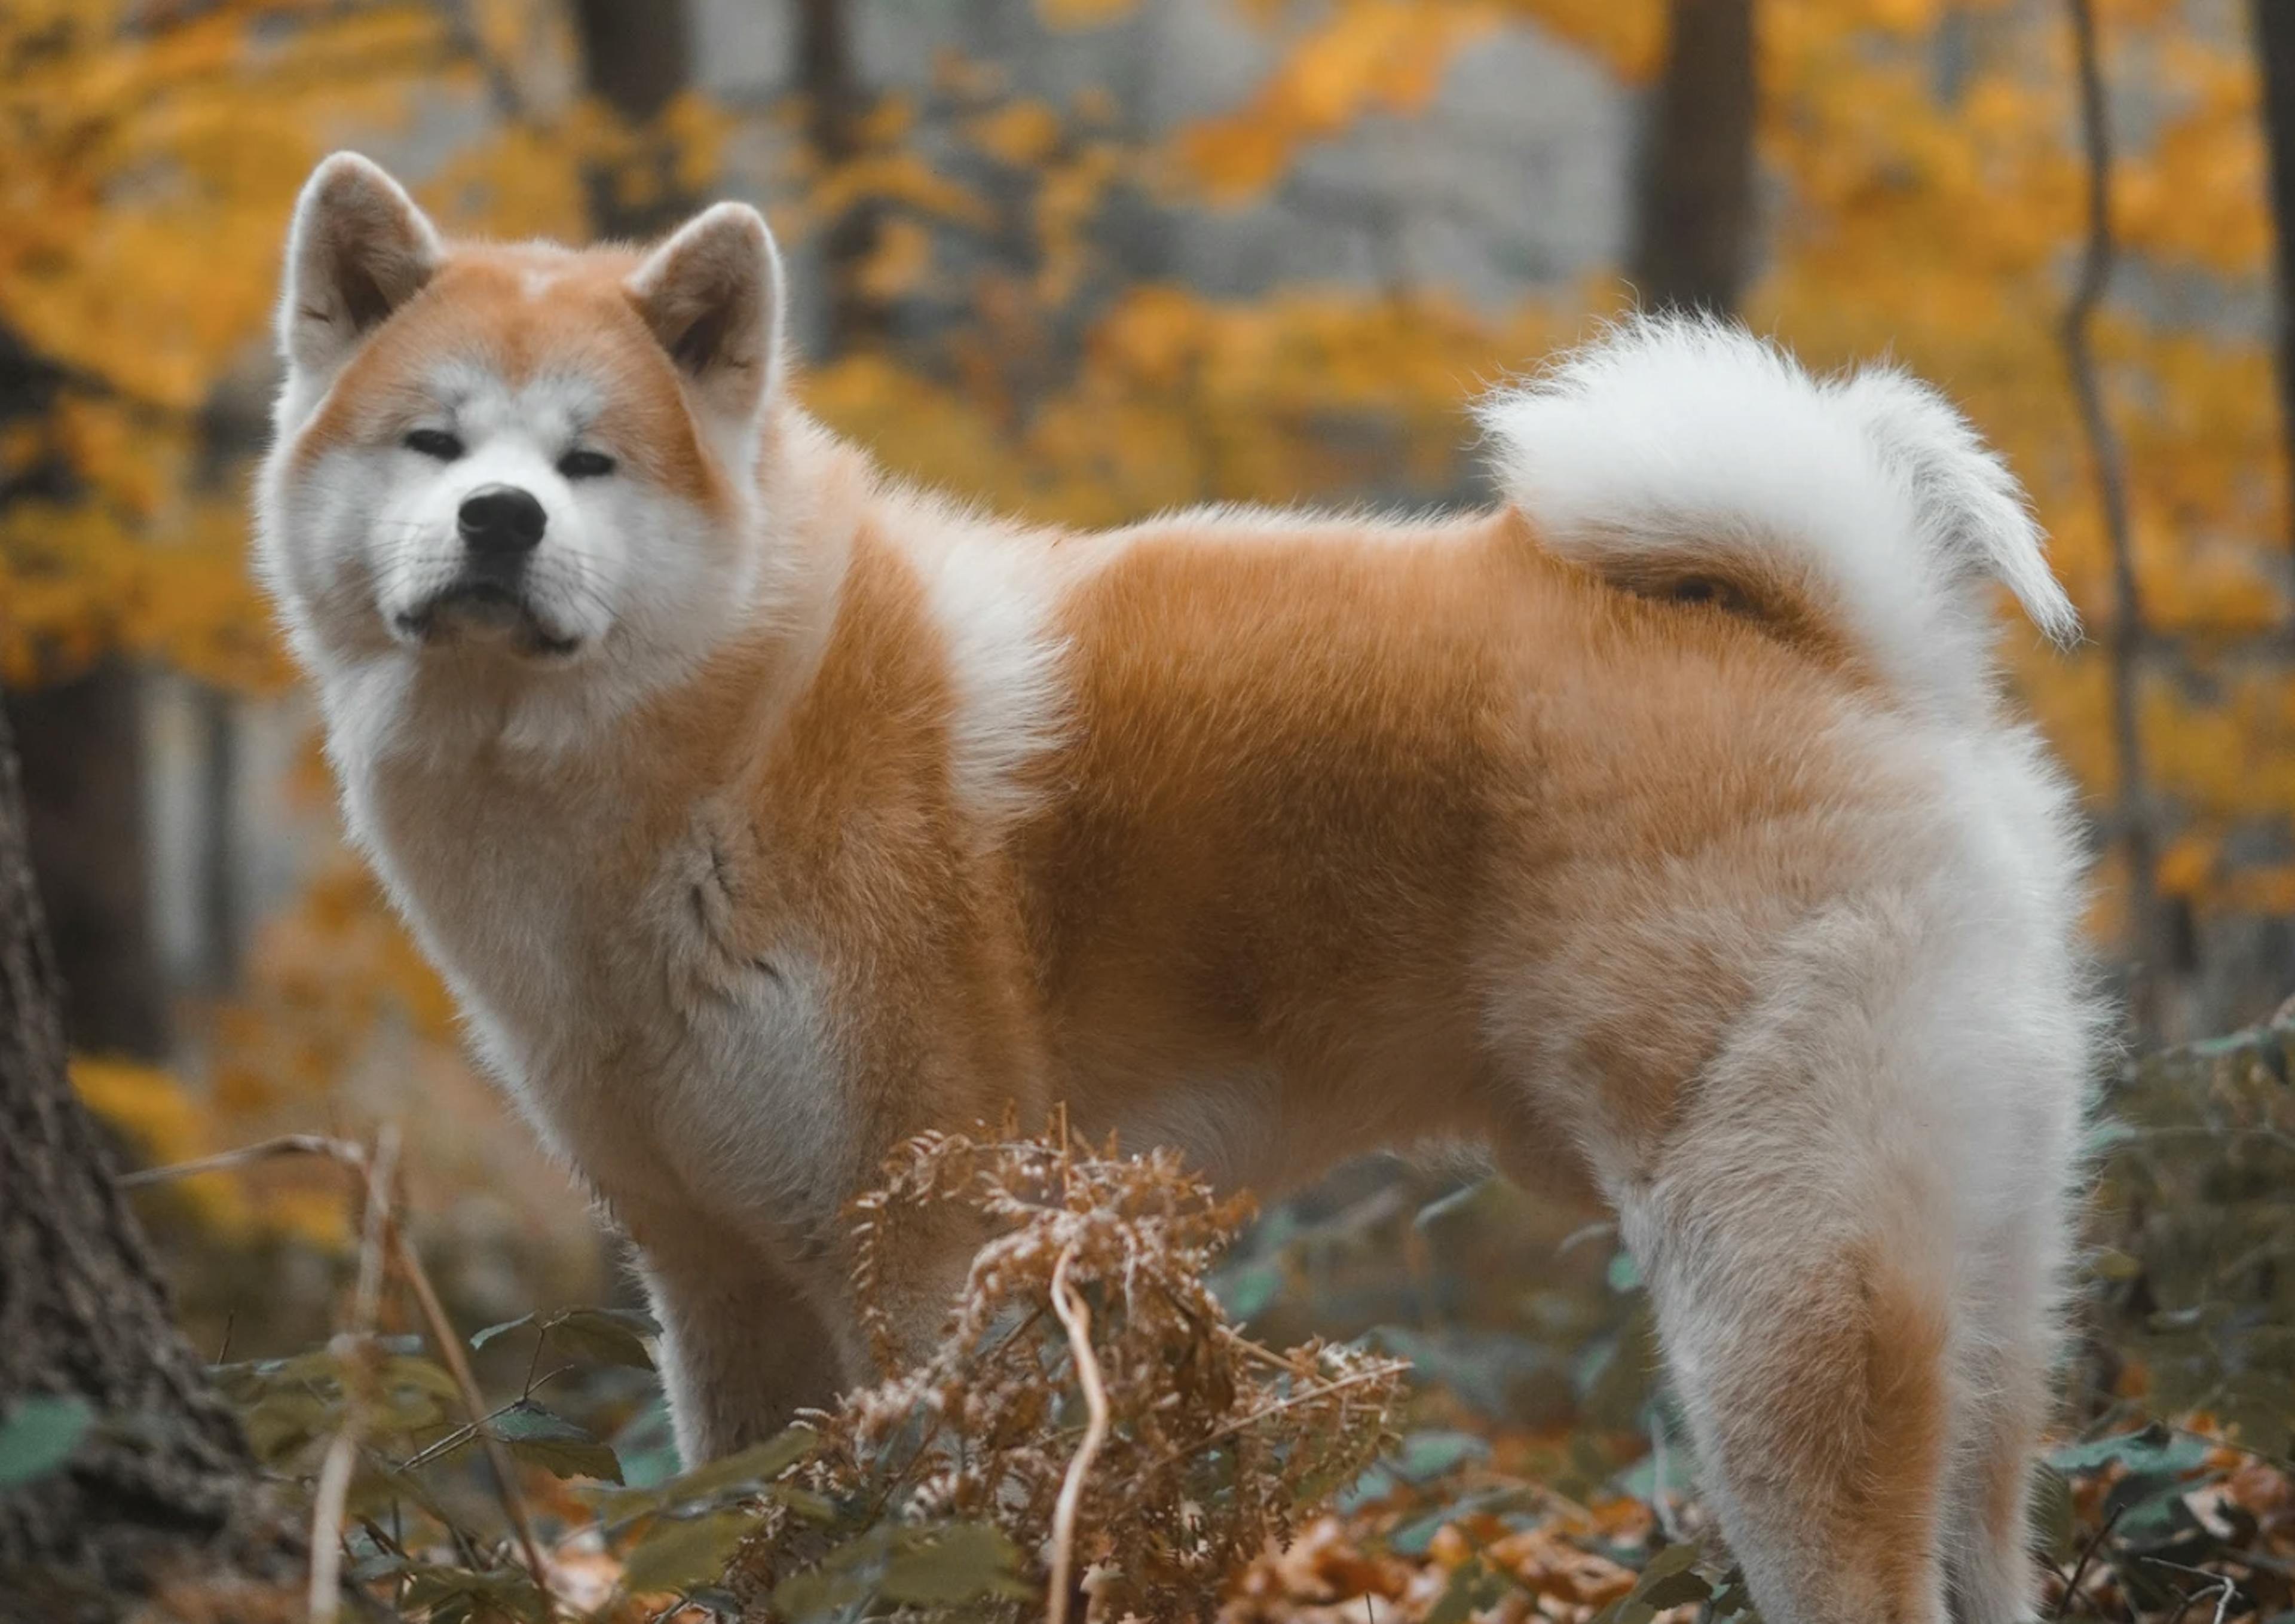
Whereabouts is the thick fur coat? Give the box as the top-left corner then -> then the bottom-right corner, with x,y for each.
258,154 -> 2099,1624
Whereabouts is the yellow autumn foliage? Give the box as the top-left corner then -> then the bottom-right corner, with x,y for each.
11,0 -> 2295,1177
1173,0 -> 1503,203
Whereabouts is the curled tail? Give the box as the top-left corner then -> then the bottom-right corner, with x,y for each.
1477,317 -> 2077,716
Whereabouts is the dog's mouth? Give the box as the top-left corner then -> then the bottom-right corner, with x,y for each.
394,580 -> 582,658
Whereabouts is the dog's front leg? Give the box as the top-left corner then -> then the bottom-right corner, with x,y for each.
631,1225 -> 853,1468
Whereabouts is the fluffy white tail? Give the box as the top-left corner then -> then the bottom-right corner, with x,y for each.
1478,317 -> 2077,717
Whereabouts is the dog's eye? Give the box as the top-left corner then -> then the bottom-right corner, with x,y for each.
403,429 -> 464,461
558,449 -> 615,481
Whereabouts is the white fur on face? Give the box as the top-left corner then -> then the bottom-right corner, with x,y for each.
261,356 -> 762,759
371,365 -> 621,655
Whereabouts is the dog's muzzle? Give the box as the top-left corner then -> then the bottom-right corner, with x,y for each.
394,568 -> 581,657
393,484 -> 580,656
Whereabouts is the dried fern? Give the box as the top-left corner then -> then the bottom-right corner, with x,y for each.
738,1124 -> 1407,1622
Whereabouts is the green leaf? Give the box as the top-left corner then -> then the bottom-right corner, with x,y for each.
487,1400 -> 621,1482
368,1356 -> 459,1435
468,1313 -> 539,1353
348,1452 -> 456,1525
622,1504 -> 763,1595
240,1388 -> 335,1466
2107,1469 -> 2215,1546
776,1485 -> 837,1523
1606,1250 -> 1644,1293
1213,1260 -> 1284,1321
379,1354 -> 464,1399
1589,1545 -> 1713,1624
610,1399 -> 683,1491
473,1305 -> 662,1367
2048,1424 -> 2209,1479
598,1426 -> 816,1523
1381,1485 -> 1546,1556
1639,1568 -> 1713,1609
400,1562 -> 549,1621
771,1527 -> 899,1619
879,1522 -> 1029,1604
1638,1541 -> 1702,1581
1424,1558 -> 1507,1624
771,1523 -> 1030,1619
1392,1429 -> 1489,1484
347,1549 -> 417,1584
0,1396 -> 91,1490
1707,1567 -> 1758,1618
1336,1464 -> 1395,1514
543,1307 -> 659,1371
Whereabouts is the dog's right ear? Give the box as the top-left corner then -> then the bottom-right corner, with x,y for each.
279,153 -> 442,381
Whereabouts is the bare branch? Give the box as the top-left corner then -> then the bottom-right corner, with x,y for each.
1046,1244 -> 1108,1624
126,1126 -> 557,1610
308,1125 -> 400,1623
1151,1363 -> 1406,1470
115,1132 -> 364,1188
388,1213 -> 554,1605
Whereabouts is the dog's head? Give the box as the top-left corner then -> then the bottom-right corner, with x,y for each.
257,154 -> 785,724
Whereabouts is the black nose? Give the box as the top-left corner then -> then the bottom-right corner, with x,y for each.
457,485 -> 546,558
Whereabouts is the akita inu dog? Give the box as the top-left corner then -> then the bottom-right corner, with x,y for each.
259,153 -> 2097,1623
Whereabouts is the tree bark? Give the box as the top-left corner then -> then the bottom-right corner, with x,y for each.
1630,0 -> 1759,316
0,705 -> 276,1617
2254,0 -> 2295,560
573,0 -> 695,239
3,666 -> 168,1060
794,0 -> 889,353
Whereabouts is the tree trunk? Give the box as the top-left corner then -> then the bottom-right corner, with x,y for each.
795,0 -> 889,353
2254,0 -> 2295,560
573,0 -> 695,239
2065,0 -> 2171,1041
1630,0 -> 1759,316
3,664 -> 167,1061
196,686 -> 241,995
0,318 -> 170,1067
0,704 -> 277,1617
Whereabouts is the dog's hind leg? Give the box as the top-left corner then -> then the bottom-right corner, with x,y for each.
1624,1161 -> 1957,1624
1589,946 -> 1970,1624
1939,1206 -> 2063,1624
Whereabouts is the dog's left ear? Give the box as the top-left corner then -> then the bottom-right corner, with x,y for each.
625,202 -> 786,431
279,153 -> 442,381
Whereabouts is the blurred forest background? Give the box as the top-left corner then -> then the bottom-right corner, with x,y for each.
10,0 -> 2295,1613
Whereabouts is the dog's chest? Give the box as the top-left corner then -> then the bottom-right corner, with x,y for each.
353,763 -> 856,1244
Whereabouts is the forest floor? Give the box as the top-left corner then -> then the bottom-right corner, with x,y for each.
33,1007 -> 2295,1622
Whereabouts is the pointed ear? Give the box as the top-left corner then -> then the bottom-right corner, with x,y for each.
279,153 -> 442,378
625,202 -> 785,427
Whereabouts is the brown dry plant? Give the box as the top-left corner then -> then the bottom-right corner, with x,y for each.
733,1123 -> 1408,1622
